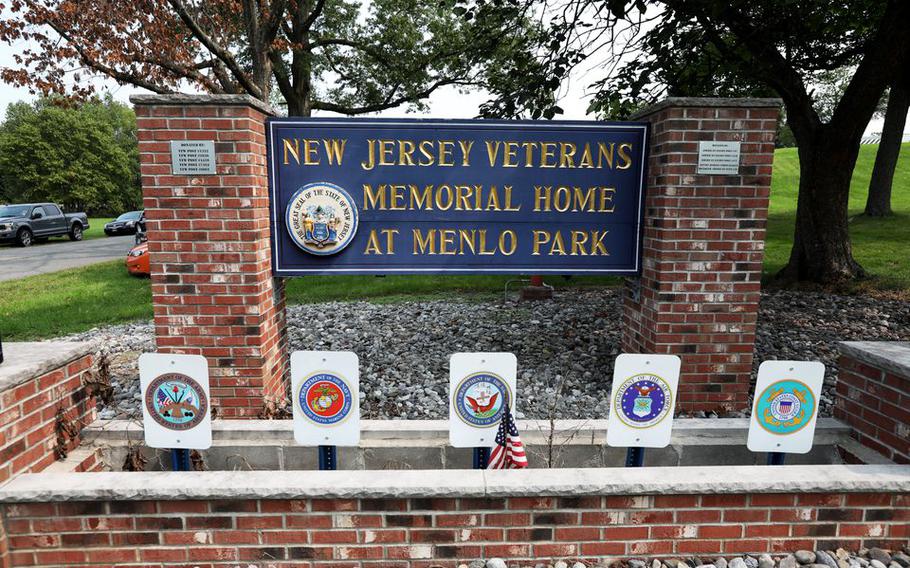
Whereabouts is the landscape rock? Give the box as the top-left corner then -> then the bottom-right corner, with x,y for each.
730,558 -> 748,568
796,552 -> 817,565
759,554 -> 774,568
870,551 -> 893,566
486,559 -> 507,568
780,555 -> 799,568
817,551 -> 839,568
870,561 -> 887,568
892,554 -> 910,568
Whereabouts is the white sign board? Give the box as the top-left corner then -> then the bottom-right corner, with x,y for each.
291,351 -> 360,446
697,141 -> 741,175
606,354 -> 681,448
449,352 -> 517,448
747,360 -> 824,454
139,353 -> 212,450
170,140 -> 216,175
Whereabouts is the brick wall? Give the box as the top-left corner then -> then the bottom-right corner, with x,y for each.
0,353 -> 95,485
1,492 -> 907,567
834,342 -> 910,464
622,98 -> 780,412
133,94 -> 288,418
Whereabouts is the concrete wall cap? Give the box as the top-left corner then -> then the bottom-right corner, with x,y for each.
631,97 -> 783,119
1,464 -> 907,503
130,93 -> 276,116
840,341 -> 910,378
0,341 -> 93,393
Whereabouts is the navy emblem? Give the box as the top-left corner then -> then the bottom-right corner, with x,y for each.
145,373 -> 208,431
298,372 -> 353,425
285,182 -> 358,255
454,372 -> 512,428
614,374 -> 672,428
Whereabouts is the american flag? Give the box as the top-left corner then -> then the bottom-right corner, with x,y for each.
487,403 -> 528,469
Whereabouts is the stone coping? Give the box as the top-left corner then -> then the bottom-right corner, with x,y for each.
631,97 -> 782,119
840,341 -> 910,378
0,341 -> 92,393
130,93 -> 276,116
0,465 -> 907,503
82,417 -> 851,446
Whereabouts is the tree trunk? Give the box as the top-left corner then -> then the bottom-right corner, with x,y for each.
776,128 -> 866,284
865,74 -> 909,217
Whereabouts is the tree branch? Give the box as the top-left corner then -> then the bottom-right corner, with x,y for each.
311,78 -> 460,115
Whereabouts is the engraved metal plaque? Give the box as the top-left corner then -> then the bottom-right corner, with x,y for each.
697,141 -> 741,175
170,140 -> 216,175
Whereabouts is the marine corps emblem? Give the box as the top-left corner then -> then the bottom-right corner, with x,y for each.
298,372 -> 353,425
285,182 -> 358,255
755,379 -> 815,435
454,372 -> 512,428
614,374 -> 672,429
145,373 -> 208,431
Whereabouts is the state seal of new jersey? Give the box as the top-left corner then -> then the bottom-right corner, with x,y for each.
755,379 -> 815,435
298,371 -> 353,426
145,373 -> 208,431
285,182 -> 358,255
613,373 -> 672,429
453,372 -> 512,428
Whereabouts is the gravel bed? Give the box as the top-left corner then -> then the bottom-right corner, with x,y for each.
465,548 -> 910,568
62,288 -> 910,420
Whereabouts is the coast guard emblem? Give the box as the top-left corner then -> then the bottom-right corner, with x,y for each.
285,182 -> 358,255
145,373 -> 208,431
454,372 -> 512,428
755,379 -> 815,435
298,371 -> 353,425
614,374 -> 672,429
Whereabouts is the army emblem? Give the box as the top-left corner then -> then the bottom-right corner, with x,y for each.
755,379 -> 815,435
298,372 -> 353,425
454,372 -> 512,428
285,182 -> 358,255
614,374 -> 672,428
145,373 -> 208,431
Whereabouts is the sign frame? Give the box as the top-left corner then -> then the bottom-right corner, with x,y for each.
449,352 -> 518,448
606,354 -> 681,448
290,350 -> 360,447
267,117 -> 650,277
747,360 -> 824,454
138,353 -> 212,450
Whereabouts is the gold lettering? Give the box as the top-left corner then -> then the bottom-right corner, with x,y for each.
379,139 -> 395,166
578,144 -> 594,168
599,187 -> 616,212
540,142 -> 557,168
361,139 -> 376,170
485,141 -> 501,167
502,141 -> 519,167
559,142 -> 577,168
409,184 -> 434,210
389,185 -> 406,210
534,186 -> 551,212
440,229 -> 457,255
521,141 -> 538,167
532,230 -> 551,255
617,143 -> 633,170
435,185 -> 454,210
478,229 -> 496,255
570,231 -> 588,255
486,186 -> 502,211
499,230 -> 517,255
322,139 -> 346,166
303,139 -> 320,165
458,229 -> 476,255
590,230 -> 610,255
398,140 -> 416,166
283,138 -> 300,165
549,231 -> 567,255
438,140 -> 455,166
503,186 -> 521,212
382,229 -> 399,254
413,229 -> 436,255
418,140 -> 435,166
458,140 -> 474,166
554,186 -> 571,212
574,186 -> 595,212
455,185 -> 472,211
364,229 -> 383,255
363,184 -> 386,210
597,142 -> 615,169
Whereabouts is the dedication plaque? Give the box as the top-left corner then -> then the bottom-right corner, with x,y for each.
170,140 -> 217,175
697,141 -> 741,175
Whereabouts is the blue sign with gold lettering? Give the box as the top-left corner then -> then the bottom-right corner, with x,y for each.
267,118 -> 648,275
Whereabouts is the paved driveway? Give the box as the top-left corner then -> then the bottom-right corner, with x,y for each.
0,235 -> 136,282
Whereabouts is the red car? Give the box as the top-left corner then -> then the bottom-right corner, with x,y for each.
126,242 -> 150,276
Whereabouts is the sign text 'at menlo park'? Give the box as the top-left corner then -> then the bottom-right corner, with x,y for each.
267,119 -> 649,275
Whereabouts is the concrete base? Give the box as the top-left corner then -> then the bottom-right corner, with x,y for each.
520,285 -> 554,300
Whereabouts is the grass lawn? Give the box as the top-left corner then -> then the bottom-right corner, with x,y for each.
84,217 -> 115,240
764,143 -> 910,288
2,143 -> 908,340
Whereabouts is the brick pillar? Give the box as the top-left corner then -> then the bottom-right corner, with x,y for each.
132,94 -> 287,418
622,97 -> 780,413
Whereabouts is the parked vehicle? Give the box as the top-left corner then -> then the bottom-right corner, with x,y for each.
126,242 -> 150,276
134,216 -> 148,245
104,210 -> 144,236
0,203 -> 89,246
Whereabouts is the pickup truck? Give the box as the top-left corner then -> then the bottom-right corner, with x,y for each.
0,203 -> 90,247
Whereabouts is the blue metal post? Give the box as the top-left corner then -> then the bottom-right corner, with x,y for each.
625,447 -> 645,467
473,447 -> 489,469
171,449 -> 190,471
318,445 -> 337,470
767,452 -> 786,465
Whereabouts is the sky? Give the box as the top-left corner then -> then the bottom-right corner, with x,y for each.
0,18 -> 903,136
